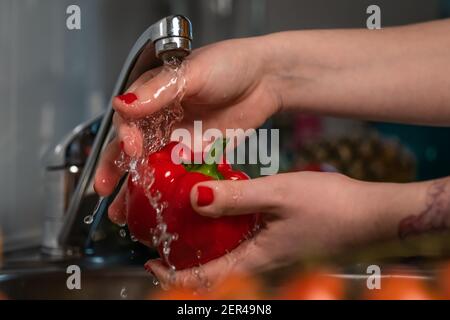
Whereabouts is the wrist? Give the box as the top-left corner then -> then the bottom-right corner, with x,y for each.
256,31 -> 339,112
251,32 -> 304,112
354,180 -> 430,242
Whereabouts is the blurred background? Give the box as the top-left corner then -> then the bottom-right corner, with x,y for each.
0,0 -> 448,254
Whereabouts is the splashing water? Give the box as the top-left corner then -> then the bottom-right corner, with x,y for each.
83,196 -> 105,225
113,57 -> 187,275
119,228 -> 127,238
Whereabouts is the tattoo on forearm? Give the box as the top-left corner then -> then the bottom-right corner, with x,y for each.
398,180 -> 450,239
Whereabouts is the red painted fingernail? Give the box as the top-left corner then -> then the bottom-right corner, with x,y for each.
144,264 -> 156,277
117,92 -> 137,104
197,186 -> 214,207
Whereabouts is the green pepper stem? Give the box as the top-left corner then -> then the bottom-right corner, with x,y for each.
204,138 -> 228,164
183,138 -> 228,180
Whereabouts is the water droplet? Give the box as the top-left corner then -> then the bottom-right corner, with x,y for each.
130,234 -> 138,242
196,250 -> 202,259
152,277 -> 159,286
84,197 -> 106,225
119,229 -> 127,238
83,215 -> 93,225
93,197 -> 103,213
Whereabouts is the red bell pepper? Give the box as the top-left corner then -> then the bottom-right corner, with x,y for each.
126,142 -> 260,270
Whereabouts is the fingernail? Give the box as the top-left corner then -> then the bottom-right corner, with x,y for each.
197,186 -> 214,207
117,92 -> 137,104
144,264 -> 156,277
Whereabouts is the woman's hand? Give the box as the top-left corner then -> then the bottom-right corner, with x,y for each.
94,36 -> 282,203
145,171 -> 427,290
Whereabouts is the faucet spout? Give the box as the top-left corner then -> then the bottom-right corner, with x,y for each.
151,15 -> 192,60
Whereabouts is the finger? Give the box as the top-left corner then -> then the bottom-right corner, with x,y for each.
190,174 -> 286,218
145,248 -> 244,291
107,181 -> 127,226
113,65 -> 186,119
127,68 -> 162,92
113,113 -> 143,157
94,138 -> 124,196
145,233 -> 272,290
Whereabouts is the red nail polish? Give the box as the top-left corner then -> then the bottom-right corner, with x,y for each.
117,92 -> 137,104
197,186 -> 214,207
144,264 -> 156,277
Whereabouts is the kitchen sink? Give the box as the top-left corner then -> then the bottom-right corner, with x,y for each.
0,246 -> 162,300
0,265 -> 159,300
2,233 -> 449,299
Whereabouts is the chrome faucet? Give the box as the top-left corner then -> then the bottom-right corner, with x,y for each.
43,15 -> 193,256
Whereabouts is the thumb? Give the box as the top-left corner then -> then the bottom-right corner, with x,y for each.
190,174 -> 285,217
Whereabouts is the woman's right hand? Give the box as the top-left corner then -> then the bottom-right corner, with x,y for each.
94,35 -> 283,222
146,171 -> 428,289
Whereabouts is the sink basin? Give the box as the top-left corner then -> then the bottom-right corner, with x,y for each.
2,233 -> 449,299
0,266 -> 159,299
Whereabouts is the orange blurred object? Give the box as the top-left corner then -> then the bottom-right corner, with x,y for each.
149,273 -> 264,300
438,261 -> 450,299
278,269 -> 345,300
362,267 -> 437,300
150,287 -> 205,300
0,292 -> 8,300
207,273 -> 264,300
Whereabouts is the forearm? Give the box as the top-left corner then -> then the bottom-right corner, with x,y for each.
263,19 -> 450,125
353,177 -> 450,243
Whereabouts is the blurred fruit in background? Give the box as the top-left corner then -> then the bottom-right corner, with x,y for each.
207,273 -> 264,300
145,262 -> 450,300
362,267 -> 438,300
150,273 -> 264,300
277,268 -> 345,300
150,287 -> 205,300
438,261 -> 450,299
272,112 -> 416,182
293,134 -> 416,183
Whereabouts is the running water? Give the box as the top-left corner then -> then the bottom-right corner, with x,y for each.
113,57 -> 187,277
83,196 -> 105,225
86,57 -> 258,290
